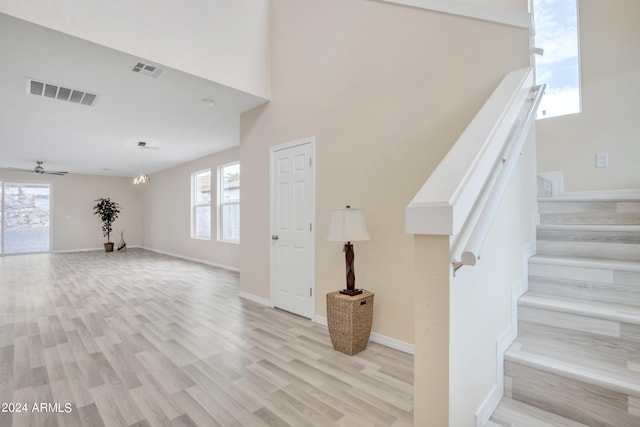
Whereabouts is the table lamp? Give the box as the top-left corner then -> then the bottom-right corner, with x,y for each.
327,206 -> 371,296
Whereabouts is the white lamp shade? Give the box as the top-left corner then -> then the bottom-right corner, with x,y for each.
327,208 -> 371,242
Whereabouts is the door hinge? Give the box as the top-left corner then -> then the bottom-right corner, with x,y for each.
309,222 -> 312,232
309,157 -> 312,167
310,288 -> 312,297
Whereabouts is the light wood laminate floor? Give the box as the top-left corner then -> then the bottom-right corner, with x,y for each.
0,249 -> 413,427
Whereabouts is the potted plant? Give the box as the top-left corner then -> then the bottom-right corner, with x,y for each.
93,197 -> 121,252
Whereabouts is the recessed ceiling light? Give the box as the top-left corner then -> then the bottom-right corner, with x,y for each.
202,98 -> 215,107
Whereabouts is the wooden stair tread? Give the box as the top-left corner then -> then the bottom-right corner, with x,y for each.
537,224 -> 640,232
505,343 -> 640,397
529,255 -> 640,272
495,196 -> 640,426
491,397 -> 589,427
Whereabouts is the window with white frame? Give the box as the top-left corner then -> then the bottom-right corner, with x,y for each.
191,169 -> 211,240
218,162 -> 240,243
533,0 -> 581,119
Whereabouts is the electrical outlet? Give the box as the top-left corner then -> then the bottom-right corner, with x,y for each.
596,153 -> 608,168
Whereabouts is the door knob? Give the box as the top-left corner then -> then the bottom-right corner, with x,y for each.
272,234 -> 279,240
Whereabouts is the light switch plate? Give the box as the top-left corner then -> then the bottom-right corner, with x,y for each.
596,152 -> 608,168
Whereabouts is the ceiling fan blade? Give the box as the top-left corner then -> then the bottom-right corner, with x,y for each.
7,167 -> 36,172
44,171 -> 68,175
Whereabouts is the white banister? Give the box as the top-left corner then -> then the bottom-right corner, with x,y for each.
406,67 -> 545,271
459,83 -> 545,267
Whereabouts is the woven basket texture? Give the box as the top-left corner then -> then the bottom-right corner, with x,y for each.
326,291 -> 374,356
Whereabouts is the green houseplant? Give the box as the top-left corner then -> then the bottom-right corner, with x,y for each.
93,197 -> 121,252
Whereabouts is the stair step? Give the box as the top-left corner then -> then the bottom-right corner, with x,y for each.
517,320 -> 640,379
519,293 -> 640,326
493,196 -> 640,425
538,199 -> 640,225
505,345 -> 640,426
536,224 -> 640,262
530,255 -> 640,271
490,397 -> 588,427
508,290 -> 640,426
529,255 -> 640,306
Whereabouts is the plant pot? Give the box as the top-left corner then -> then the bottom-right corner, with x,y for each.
104,242 -> 114,252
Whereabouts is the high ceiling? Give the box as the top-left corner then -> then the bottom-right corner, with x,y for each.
0,13 -> 267,177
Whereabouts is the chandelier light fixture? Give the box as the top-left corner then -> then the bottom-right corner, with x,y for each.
133,174 -> 150,184
133,141 -> 153,185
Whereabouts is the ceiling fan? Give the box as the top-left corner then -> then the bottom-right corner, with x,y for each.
137,141 -> 159,149
9,161 -> 68,176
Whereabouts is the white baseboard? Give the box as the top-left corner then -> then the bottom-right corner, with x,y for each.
52,245 -> 143,254
239,291 -> 273,307
370,331 -> 415,355
141,247 -> 240,273
313,315 -> 414,355
538,171 -> 640,200
53,247 -> 103,253
538,171 -> 563,197
314,315 -> 329,327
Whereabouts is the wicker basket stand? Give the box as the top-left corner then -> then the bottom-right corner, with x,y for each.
326,290 -> 374,356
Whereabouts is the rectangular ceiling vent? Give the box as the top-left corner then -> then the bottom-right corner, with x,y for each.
132,62 -> 163,78
26,78 -> 99,107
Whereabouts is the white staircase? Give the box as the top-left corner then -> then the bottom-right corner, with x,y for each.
490,197 -> 640,426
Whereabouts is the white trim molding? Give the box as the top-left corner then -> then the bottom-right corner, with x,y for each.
537,171 -> 564,197
313,315 -> 414,355
142,247 -> 240,273
474,241 -> 532,427
538,171 -> 640,200
374,0 -> 530,28
239,291 -> 273,307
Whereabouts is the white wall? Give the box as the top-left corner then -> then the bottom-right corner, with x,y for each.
240,0 -> 528,350
141,147 -> 240,270
536,0 -> 640,192
0,0 -> 270,99
0,169 -> 143,252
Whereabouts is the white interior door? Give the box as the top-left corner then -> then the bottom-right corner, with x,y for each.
270,138 -> 315,318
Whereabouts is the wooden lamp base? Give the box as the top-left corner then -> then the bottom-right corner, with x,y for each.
340,288 -> 363,296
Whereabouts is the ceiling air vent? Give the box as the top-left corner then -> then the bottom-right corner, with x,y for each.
26,78 -> 99,107
132,62 -> 163,78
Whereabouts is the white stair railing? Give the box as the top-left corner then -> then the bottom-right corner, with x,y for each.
455,83 -> 545,269
406,67 -> 545,272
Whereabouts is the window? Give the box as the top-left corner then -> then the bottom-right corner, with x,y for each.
218,162 -> 240,243
191,169 -> 211,239
534,0 -> 581,119
1,181 -> 51,254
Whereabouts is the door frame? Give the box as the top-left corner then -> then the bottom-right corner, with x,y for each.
269,136 -> 316,319
0,179 -> 53,256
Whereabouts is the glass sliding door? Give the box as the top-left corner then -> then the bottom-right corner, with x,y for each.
2,182 -> 51,254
